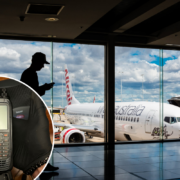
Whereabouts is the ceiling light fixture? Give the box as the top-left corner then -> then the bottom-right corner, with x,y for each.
45,17 -> 59,22
166,44 -> 180,47
48,35 -> 56,38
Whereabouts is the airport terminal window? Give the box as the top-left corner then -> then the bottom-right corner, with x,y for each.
115,46 -> 160,142
3,40 -> 180,144
53,43 -> 104,144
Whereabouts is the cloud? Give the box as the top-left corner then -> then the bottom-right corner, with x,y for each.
0,40 -> 179,106
164,56 -> 180,73
0,47 -> 20,60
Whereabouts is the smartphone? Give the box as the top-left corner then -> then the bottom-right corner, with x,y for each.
0,98 -> 13,172
50,82 -> 55,87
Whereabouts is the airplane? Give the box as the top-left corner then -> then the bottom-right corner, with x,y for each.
54,64 -> 180,143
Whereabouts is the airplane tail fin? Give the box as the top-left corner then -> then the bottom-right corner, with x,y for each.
64,64 -> 80,105
93,96 -> 95,103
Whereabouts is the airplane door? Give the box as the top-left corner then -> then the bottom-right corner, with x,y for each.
145,110 -> 156,133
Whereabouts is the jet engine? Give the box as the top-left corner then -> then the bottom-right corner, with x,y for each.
60,128 -> 85,143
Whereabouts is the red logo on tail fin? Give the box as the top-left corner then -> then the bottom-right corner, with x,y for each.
65,68 -> 72,105
93,96 -> 95,103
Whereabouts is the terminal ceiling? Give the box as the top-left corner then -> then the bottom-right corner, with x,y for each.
1,0 -> 180,48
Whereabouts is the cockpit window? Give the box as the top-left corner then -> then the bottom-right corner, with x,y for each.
165,117 -> 178,124
164,117 -> 170,123
171,117 -> 177,124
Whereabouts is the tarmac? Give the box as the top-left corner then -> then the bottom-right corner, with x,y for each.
53,114 -> 104,144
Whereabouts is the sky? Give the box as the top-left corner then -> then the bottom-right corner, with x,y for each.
0,39 -> 179,107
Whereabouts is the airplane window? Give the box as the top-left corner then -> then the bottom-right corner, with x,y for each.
171,117 -> 177,124
177,117 -> 180,122
131,117 -> 133,121
121,117 -> 123,120
126,117 -> 128,121
134,118 -> 136,122
164,117 -> 170,123
128,117 -> 130,121
123,117 -> 125,120
137,118 -> 139,122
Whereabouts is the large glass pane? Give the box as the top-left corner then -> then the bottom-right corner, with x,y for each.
53,43 -> 104,144
0,39 -> 52,106
115,46 -> 161,141
163,49 -> 180,140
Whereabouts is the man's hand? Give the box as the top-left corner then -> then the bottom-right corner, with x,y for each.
43,83 -> 55,90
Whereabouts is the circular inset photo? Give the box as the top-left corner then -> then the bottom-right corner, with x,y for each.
0,77 -> 54,180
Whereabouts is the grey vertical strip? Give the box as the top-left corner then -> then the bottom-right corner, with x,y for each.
159,49 -> 163,180
159,49 -> 163,140
104,45 -> 107,143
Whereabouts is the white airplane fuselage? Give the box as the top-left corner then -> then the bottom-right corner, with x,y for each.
65,101 -> 180,141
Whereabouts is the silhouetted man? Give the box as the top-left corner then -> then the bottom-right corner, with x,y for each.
21,52 -> 58,171
21,52 -> 54,95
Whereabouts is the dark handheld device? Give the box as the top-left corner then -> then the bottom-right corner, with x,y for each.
0,96 -> 13,172
50,82 -> 55,87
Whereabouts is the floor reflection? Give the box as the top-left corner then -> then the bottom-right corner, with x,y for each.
47,142 -> 180,180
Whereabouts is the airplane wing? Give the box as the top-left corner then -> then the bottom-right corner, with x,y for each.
54,123 -> 102,133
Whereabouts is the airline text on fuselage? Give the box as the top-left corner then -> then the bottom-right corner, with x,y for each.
97,104 -> 145,116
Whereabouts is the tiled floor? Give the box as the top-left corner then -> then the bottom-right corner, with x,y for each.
39,142 -> 180,180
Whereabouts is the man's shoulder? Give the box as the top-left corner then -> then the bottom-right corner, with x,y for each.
22,68 -> 34,74
21,68 -> 37,81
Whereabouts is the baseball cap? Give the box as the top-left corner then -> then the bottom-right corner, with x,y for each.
32,52 -> 50,64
